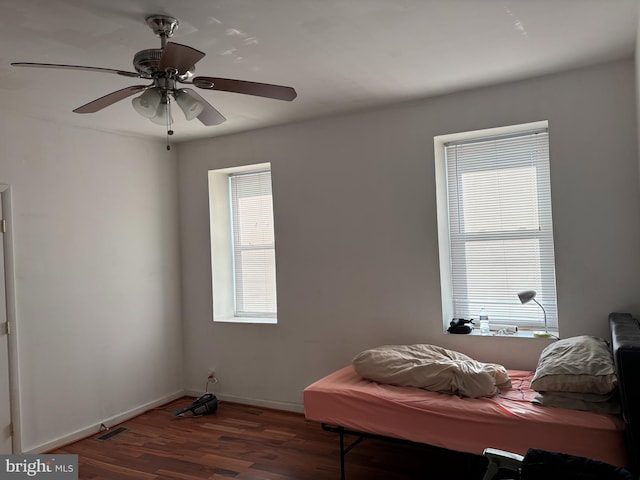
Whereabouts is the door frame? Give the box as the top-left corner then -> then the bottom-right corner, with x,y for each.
0,184 -> 21,453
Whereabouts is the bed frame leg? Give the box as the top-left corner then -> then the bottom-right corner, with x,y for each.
321,424 -> 366,480
337,427 -> 365,480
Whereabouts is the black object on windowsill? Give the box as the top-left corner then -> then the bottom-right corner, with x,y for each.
448,318 -> 474,334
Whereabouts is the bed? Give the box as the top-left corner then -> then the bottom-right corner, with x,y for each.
303,312 -> 639,478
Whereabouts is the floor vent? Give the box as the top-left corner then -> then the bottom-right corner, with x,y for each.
95,427 -> 128,441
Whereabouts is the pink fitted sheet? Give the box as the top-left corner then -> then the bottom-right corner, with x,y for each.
304,366 -> 627,467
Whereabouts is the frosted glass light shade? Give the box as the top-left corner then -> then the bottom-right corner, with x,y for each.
176,92 -> 204,120
132,88 -> 161,118
150,102 -> 173,125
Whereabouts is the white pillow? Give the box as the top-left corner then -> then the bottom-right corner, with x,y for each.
530,335 -> 617,394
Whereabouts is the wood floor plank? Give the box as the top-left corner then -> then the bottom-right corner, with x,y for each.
49,397 -> 489,479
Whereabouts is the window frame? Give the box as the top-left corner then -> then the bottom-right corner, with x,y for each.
208,163 -> 278,324
434,121 -> 558,334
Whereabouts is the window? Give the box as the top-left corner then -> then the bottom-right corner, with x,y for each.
208,163 -> 277,323
229,170 -> 277,318
434,122 -> 558,332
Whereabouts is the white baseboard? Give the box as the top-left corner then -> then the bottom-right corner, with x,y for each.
23,390 -> 185,454
183,389 -> 304,414
26,389 -> 304,453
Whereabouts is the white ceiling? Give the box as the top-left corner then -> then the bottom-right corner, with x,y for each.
0,0 -> 636,142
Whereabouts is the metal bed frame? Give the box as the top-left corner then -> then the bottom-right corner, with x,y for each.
321,423 -> 460,480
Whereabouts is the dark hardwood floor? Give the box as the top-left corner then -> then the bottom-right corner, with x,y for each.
51,397 -> 490,480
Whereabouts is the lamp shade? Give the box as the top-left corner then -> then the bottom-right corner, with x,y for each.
518,290 -> 537,304
176,91 -> 204,121
132,88 -> 161,118
150,102 -> 173,126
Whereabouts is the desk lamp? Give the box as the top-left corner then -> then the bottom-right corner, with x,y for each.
517,290 -> 553,338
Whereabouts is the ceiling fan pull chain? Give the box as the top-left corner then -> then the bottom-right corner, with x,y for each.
166,98 -> 174,151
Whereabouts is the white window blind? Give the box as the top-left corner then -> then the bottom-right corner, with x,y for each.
229,170 -> 277,318
444,129 -> 558,330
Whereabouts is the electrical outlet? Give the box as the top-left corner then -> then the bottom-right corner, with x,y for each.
207,367 -> 219,384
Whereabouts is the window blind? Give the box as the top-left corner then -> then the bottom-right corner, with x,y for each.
229,170 -> 277,317
445,130 -> 558,330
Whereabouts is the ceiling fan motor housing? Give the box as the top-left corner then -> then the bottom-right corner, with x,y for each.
133,49 -> 162,78
133,48 -> 195,82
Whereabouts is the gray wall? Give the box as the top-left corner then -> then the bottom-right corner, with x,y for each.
178,59 -> 640,411
0,116 -> 183,452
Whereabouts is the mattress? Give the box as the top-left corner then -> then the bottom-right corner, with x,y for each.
304,365 -> 627,467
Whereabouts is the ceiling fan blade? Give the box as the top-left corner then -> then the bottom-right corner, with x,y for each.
193,77 -> 297,101
11,62 -> 140,78
158,42 -> 205,75
179,88 -> 226,126
73,85 -> 148,114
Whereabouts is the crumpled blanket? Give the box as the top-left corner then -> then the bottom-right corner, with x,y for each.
352,344 -> 511,398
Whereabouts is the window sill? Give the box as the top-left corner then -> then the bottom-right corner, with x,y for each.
214,316 -> 277,325
446,328 -> 558,339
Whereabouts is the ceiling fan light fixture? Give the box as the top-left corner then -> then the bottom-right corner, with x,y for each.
132,88 -> 161,118
176,91 -> 204,121
150,101 -> 173,125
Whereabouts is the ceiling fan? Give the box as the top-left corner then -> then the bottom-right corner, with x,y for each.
11,15 -> 297,133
